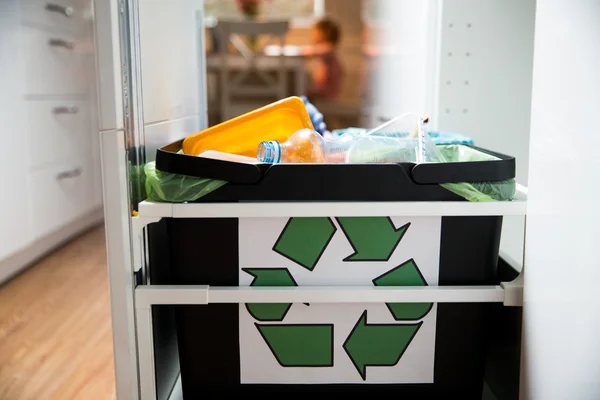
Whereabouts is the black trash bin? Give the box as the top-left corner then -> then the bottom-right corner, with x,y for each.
148,141 -> 515,398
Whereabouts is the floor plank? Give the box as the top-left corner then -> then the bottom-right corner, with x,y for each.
0,226 -> 116,400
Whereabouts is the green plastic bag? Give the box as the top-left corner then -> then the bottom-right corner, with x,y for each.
441,180 -> 515,202
144,162 -> 227,202
129,161 -> 147,208
437,145 -> 516,202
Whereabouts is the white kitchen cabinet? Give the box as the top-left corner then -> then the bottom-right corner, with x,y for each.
24,100 -> 92,169
0,0 -> 30,266
21,27 -> 89,96
20,0 -> 90,33
28,155 -> 95,240
0,0 -> 103,284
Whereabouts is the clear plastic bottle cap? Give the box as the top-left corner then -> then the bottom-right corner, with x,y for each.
257,141 -> 281,163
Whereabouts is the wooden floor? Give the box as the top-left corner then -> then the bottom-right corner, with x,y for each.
0,226 -> 116,400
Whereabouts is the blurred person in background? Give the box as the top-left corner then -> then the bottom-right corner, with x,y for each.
303,17 -> 345,102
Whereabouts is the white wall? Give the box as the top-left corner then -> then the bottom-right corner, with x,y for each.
521,1 -> 600,399
366,0 -> 441,124
138,0 -> 206,160
436,0 -> 536,185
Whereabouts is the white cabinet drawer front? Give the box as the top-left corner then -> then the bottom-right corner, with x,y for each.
28,158 -> 93,240
25,100 -> 91,170
20,0 -> 90,33
22,28 -> 88,96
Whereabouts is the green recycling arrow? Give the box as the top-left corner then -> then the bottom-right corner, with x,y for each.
256,323 -> 334,367
343,310 -> 422,380
336,217 -> 410,261
243,268 -> 297,321
273,217 -> 337,271
372,259 -> 433,321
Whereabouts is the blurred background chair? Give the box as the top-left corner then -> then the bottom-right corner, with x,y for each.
216,20 -> 290,121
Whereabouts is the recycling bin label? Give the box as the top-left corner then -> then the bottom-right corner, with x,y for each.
239,216 -> 441,384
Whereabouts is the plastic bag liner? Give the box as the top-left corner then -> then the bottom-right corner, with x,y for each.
437,145 -> 516,202
130,161 -> 147,207
144,161 -> 227,202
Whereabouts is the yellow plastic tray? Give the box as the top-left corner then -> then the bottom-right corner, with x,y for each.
182,97 -> 314,158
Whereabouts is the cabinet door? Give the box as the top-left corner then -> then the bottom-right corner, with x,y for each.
138,0 -> 203,124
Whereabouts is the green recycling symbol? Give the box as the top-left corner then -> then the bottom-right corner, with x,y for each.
244,217 -> 433,380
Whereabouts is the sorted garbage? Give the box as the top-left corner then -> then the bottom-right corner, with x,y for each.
257,128 -> 326,163
145,100 -> 514,203
145,142 -> 514,202
255,114 -> 435,164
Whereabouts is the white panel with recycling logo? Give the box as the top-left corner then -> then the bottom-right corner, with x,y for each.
239,216 -> 441,384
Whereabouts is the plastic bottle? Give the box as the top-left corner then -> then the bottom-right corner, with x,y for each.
257,129 -> 325,163
257,129 -> 422,164
255,122 -> 440,164
323,131 -> 359,162
345,135 -> 421,163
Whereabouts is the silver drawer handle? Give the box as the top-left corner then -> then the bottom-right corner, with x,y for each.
53,105 -> 78,114
45,3 -> 73,17
56,167 -> 82,180
48,38 -> 74,50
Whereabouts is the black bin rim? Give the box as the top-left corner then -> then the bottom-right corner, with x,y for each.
155,141 -> 515,185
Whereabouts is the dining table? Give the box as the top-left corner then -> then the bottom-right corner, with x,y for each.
205,44 -> 309,97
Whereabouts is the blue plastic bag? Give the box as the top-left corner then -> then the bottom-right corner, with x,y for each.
300,96 -> 327,135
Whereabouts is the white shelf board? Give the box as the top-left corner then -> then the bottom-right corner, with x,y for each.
138,201 -> 173,218
138,200 -> 526,219
135,285 -> 505,308
138,185 -> 527,219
